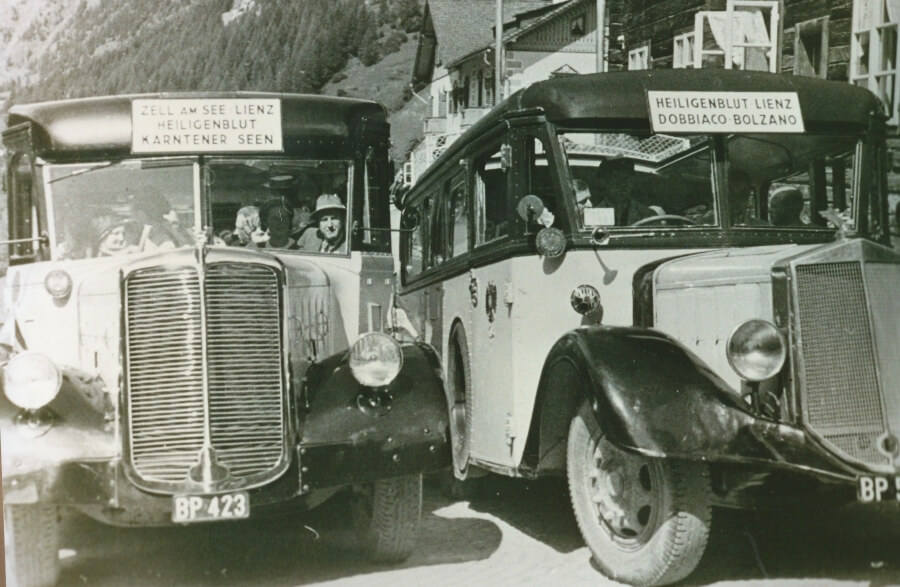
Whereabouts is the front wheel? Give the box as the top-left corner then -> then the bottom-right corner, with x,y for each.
350,474 -> 422,563
567,402 -> 711,586
4,504 -> 60,587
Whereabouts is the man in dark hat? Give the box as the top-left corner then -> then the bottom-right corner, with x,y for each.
297,194 -> 348,253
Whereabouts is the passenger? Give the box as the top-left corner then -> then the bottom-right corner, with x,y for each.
769,186 -> 805,226
699,170 -> 768,226
595,158 -> 654,225
230,205 -> 260,246
263,175 -> 297,205
245,198 -> 298,249
727,171 -> 770,226
97,220 -> 143,256
297,194 -> 348,253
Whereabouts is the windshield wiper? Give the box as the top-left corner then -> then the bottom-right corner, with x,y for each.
48,160 -> 119,184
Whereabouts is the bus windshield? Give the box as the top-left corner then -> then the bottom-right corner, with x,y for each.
46,157 -> 353,259
560,131 -> 859,231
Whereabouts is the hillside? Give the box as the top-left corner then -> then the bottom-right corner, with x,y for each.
0,0 -> 425,163
321,36 -> 426,163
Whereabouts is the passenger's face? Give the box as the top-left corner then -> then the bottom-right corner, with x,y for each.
319,213 -> 344,243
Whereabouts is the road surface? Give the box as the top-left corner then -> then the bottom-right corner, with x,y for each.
52,474 -> 900,586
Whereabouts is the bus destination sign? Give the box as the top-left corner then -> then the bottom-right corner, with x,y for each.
647,91 -> 804,133
132,98 -> 283,153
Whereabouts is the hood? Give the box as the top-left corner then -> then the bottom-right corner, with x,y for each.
652,244 -> 819,389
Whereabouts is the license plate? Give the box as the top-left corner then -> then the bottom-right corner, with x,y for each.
857,476 -> 900,503
172,492 -> 250,523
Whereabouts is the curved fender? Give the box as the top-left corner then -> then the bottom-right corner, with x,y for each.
536,326 -> 853,479
298,341 -> 450,489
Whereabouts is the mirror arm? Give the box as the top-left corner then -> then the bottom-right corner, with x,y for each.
0,233 -> 50,247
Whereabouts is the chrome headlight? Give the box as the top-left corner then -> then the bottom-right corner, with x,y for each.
3,352 -> 62,410
44,269 -> 73,299
726,319 -> 786,382
349,332 -> 403,387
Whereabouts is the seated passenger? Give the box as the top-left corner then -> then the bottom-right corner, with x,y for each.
699,171 -> 769,226
594,158 -> 654,225
297,194 -> 348,253
230,205 -> 260,246
727,171 -> 770,226
769,186 -> 805,226
247,198 -> 298,249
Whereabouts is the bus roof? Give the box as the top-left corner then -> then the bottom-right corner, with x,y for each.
417,70 -> 883,187
4,91 -> 389,159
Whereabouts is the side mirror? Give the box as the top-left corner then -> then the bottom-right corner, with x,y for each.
516,195 -> 545,223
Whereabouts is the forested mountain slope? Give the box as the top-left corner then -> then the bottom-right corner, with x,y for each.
1,0 -> 421,105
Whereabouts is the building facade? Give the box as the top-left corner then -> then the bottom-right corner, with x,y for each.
408,0 -> 612,183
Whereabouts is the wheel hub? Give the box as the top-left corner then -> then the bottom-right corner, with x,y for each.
588,436 -> 657,541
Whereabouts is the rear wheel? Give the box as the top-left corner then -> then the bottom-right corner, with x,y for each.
351,475 -> 422,563
446,323 -> 473,478
567,401 -> 711,586
4,504 -> 60,587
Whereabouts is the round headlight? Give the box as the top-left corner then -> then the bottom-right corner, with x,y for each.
349,332 -> 403,388
726,319 -> 786,381
3,352 -> 62,410
44,269 -> 73,299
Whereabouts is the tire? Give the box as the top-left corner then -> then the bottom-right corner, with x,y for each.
351,474 -> 423,563
567,401 -> 711,587
4,505 -> 60,587
446,323 -> 473,479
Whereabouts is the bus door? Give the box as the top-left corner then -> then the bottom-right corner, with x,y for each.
466,138 -> 517,467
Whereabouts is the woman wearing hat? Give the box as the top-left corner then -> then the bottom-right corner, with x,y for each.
297,194 -> 348,253
247,198 -> 299,250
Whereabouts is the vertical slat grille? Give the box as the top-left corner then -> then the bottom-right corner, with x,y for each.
126,263 -> 285,487
795,261 -> 888,466
127,267 -> 206,481
206,264 -> 284,477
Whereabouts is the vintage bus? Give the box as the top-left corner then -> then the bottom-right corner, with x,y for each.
1,92 -> 449,587
396,70 -> 897,586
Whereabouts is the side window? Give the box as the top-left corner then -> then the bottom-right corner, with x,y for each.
362,148 -> 390,251
428,188 -> 445,266
8,155 -> 37,263
404,195 -> 431,279
526,136 -> 558,224
474,142 -> 509,246
446,171 -> 469,258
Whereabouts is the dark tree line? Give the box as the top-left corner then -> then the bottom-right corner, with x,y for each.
5,0 -> 421,105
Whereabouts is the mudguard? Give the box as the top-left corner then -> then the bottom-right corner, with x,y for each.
0,372 -> 117,506
298,341 -> 450,490
535,326 -> 855,480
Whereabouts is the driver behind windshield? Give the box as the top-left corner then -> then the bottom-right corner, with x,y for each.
97,193 -> 189,256
594,158 -> 655,225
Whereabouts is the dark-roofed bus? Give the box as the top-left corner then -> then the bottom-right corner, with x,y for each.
0,93 -> 449,587
395,70 -> 898,586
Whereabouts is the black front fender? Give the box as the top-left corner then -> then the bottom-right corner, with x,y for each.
534,326 -> 853,480
298,341 -> 450,490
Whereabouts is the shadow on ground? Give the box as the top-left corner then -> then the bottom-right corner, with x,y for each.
56,480 -> 502,587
